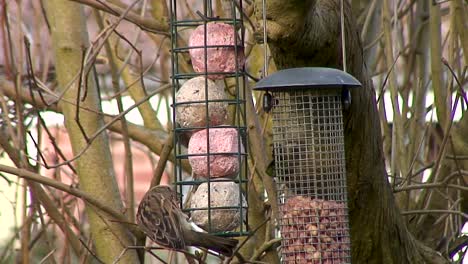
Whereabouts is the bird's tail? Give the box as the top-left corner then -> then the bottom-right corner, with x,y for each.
186,230 -> 238,257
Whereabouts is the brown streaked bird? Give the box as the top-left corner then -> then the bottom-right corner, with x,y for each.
136,185 -> 238,256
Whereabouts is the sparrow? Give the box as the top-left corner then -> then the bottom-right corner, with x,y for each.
136,185 -> 238,256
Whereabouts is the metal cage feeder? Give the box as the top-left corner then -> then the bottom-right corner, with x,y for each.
170,0 -> 249,238
254,67 -> 361,264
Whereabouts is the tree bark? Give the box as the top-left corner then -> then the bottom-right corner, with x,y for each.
44,1 -> 139,263
254,0 -> 448,263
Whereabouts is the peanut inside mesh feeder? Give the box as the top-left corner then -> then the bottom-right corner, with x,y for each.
170,0 -> 249,237
254,67 -> 361,264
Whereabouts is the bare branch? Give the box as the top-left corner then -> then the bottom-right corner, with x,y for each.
67,0 -> 170,35
0,164 -> 142,237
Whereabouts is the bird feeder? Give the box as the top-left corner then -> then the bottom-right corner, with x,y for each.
170,0 -> 249,237
254,67 -> 361,264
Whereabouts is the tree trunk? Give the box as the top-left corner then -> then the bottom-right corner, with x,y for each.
254,0 -> 448,263
44,1 -> 139,263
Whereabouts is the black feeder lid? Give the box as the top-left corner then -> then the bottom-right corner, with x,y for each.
253,67 -> 361,91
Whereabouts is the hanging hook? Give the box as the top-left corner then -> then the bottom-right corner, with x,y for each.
342,88 -> 352,110
263,91 -> 274,112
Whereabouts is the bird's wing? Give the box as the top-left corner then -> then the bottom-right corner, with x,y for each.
136,188 -> 185,249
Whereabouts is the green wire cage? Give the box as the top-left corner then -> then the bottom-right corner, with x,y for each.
170,0 -> 249,237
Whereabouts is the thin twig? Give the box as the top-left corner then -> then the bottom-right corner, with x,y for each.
394,182 -> 468,193
150,133 -> 174,188
250,238 -> 282,261
96,10 -> 136,223
416,61 -> 464,225
401,209 -> 468,220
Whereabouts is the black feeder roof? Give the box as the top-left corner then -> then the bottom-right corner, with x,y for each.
253,67 -> 361,91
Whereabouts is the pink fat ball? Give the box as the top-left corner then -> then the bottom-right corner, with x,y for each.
189,22 -> 245,79
188,128 -> 244,178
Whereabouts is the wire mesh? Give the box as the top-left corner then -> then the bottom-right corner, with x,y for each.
272,88 -> 351,264
170,0 -> 248,237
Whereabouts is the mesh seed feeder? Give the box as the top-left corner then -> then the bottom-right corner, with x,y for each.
170,0 -> 249,238
254,67 -> 361,264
